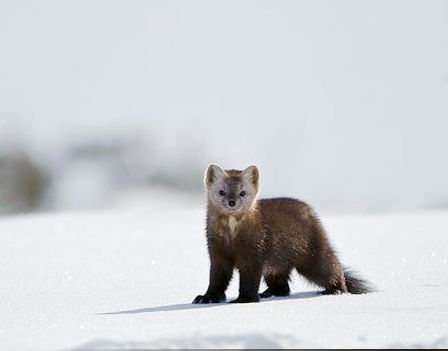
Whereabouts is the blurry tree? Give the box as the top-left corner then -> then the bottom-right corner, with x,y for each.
0,150 -> 48,214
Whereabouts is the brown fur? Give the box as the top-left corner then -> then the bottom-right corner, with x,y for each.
193,165 -> 372,304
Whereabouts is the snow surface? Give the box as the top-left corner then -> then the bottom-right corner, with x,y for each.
1,206 -> 448,349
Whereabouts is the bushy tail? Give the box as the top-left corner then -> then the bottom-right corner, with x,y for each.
344,268 -> 375,294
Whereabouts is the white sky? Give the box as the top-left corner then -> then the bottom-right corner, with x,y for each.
1,0 -> 447,210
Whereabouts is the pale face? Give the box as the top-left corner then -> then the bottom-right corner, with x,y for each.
205,165 -> 259,214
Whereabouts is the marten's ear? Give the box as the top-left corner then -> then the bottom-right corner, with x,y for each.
205,164 -> 226,186
242,165 -> 259,187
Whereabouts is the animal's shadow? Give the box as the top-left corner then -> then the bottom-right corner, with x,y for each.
98,291 -> 321,315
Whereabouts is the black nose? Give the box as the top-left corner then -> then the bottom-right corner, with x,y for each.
228,200 -> 236,207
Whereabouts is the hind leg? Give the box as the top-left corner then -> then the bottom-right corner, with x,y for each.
297,253 -> 347,295
259,270 -> 291,298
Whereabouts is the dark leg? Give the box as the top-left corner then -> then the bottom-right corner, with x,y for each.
259,270 -> 291,298
230,264 -> 262,303
296,252 -> 347,295
193,259 -> 234,304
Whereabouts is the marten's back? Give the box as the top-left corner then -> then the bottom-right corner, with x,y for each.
257,197 -> 326,263
258,197 -> 318,234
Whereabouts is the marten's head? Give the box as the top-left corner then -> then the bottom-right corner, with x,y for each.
205,164 -> 259,214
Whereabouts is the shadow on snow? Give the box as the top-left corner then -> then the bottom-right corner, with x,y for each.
97,291 -> 321,315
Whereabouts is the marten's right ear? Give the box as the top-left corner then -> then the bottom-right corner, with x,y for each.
205,164 -> 226,186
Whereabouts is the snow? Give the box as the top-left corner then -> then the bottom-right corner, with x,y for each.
1,206 -> 448,349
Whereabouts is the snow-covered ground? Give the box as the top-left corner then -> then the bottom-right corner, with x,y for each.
1,204 -> 447,349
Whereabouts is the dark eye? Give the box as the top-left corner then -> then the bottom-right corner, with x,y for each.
219,190 -> 226,196
240,191 -> 246,197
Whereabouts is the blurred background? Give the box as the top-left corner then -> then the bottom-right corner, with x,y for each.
0,0 -> 447,216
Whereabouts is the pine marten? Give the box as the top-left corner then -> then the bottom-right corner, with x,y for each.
193,164 -> 373,304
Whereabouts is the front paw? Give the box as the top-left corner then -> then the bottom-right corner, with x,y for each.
192,294 -> 226,304
229,295 -> 260,304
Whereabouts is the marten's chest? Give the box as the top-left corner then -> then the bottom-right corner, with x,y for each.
211,215 -> 262,249
208,213 -> 265,252
218,215 -> 241,241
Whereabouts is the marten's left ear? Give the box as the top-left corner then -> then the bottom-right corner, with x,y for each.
242,165 -> 259,187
